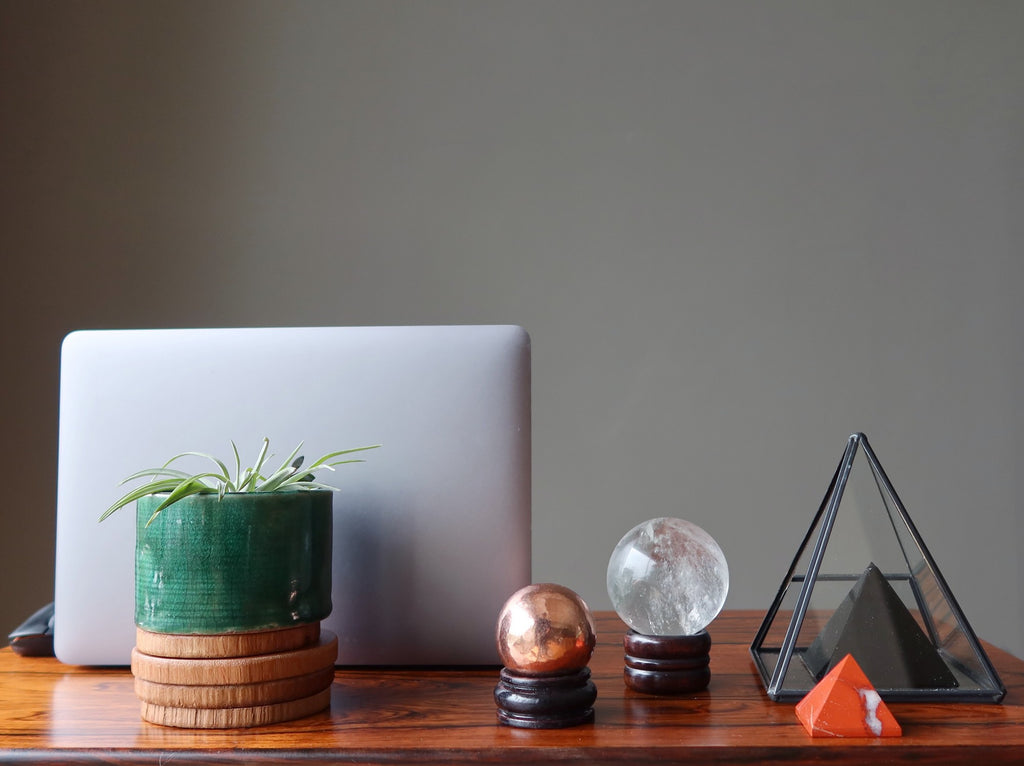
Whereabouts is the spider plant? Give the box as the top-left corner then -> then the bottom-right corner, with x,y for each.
100,438 -> 380,526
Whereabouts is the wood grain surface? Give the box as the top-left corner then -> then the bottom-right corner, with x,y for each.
130,631 -> 338,685
135,623 -> 321,659
139,687 -> 332,729
1,611 -> 1022,765
134,667 -> 335,708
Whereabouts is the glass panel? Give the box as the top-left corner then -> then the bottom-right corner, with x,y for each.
751,434 -> 1005,703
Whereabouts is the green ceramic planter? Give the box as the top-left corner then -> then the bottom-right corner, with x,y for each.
135,491 -> 333,635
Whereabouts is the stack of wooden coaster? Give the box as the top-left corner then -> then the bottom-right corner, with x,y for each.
131,623 -> 337,729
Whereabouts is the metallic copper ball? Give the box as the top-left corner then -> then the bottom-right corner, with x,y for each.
496,583 -> 596,675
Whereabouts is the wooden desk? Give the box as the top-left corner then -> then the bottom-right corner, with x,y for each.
1,611 -> 1021,764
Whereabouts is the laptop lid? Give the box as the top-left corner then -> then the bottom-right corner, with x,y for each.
54,325 -> 531,666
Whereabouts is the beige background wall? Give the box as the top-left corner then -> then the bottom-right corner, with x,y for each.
2,1 -> 1022,659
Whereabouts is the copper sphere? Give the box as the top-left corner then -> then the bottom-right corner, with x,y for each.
496,583 -> 596,675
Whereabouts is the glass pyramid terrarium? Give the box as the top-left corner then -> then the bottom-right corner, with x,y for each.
750,433 -> 1005,703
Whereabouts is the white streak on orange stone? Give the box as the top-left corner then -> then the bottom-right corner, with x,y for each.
858,687 -> 883,736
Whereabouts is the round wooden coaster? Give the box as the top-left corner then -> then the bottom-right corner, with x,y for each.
132,631 -> 338,686
135,623 -> 320,659
140,686 -> 332,729
134,667 -> 334,709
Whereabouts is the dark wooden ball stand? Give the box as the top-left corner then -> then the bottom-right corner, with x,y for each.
623,629 -> 711,694
494,667 -> 598,728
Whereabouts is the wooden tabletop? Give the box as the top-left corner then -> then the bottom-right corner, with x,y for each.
1,610 -> 1022,765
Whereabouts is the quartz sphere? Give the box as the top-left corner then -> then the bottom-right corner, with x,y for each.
607,517 -> 729,636
496,583 -> 596,675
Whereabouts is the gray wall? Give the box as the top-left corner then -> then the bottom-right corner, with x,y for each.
2,1 -> 1022,659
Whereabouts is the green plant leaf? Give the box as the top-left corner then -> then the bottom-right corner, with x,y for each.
231,440 -> 242,488
278,459 -> 365,488
283,480 -> 343,493
167,451 -> 232,485
255,464 -> 299,493
117,467 -> 193,485
147,477 -> 218,526
99,478 -> 184,522
254,443 -> 306,492
237,438 -> 271,492
279,442 -> 304,472
304,444 -> 381,472
99,438 -> 379,522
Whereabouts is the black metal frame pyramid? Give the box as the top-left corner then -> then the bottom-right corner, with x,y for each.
750,433 -> 1005,703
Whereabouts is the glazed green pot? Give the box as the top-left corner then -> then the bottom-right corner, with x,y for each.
135,491 -> 333,635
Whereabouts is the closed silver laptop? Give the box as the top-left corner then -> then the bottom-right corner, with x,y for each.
54,325 -> 531,666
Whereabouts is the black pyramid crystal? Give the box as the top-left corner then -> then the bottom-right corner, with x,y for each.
803,562 -> 958,689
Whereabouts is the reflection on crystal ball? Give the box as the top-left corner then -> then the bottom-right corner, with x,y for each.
496,583 -> 597,675
607,517 -> 729,636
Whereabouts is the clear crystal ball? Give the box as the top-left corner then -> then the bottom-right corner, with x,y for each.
606,517 -> 729,636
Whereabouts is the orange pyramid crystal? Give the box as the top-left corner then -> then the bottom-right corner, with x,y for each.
795,654 -> 902,738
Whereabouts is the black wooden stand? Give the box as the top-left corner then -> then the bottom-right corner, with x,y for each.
623,629 -> 711,695
494,667 -> 597,728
